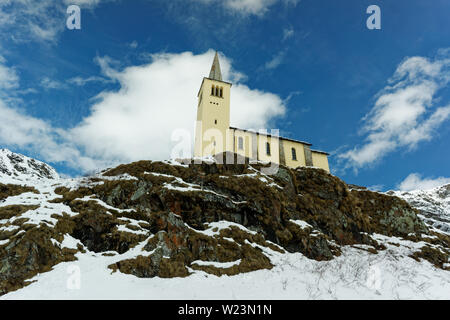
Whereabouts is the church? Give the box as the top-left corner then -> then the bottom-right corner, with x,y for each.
194,52 -> 330,172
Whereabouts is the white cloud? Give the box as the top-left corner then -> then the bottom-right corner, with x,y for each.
67,75 -> 111,86
70,50 -> 286,163
0,1 -> 65,43
128,40 -> 138,49
0,50 -> 286,172
282,27 -> 294,41
0,0 -> 109,43
0,55 -> 18,90
265,51 -> 286,70
0,99 -> 103,171
62,0 -> 105,8
367,184 -> 384,192
40,77 -> 65,90
0,55 -> 106,171
398,173 -> 450,191
0,0 -> 297,46
225,0 -> 277,15
192,0 -> 299,16
339,51 -> 450,170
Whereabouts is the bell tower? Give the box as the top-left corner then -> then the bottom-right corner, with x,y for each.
194,52 -> 232,157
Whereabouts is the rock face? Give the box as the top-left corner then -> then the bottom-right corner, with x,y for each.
389,184 -> 450,234
0,152 -> 449,296
0,149 -> 59,182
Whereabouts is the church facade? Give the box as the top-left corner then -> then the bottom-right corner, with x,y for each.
194,52 -> 330,172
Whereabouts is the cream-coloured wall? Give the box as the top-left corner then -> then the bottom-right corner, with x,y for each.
256,135 -> 279,164
281,140 -> 307,168
194,78 -> 232,157
233,129 -> 254,158
311,152 -> 330,172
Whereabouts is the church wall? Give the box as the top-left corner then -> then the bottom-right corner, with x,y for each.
194,120 -> 203,157
281,139 -> 307,168
232,129 -> 255,159
257,135 -> 280,164
311,151 -> 330,172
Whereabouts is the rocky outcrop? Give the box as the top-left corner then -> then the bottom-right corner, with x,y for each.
1,152 -> 449,296
0,224 -> 77,295
0,149 -> 59,181
390,184 -> 450,234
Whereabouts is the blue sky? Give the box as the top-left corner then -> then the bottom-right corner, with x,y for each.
0,0 -> 449,191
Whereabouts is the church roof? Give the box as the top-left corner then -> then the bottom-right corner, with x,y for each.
209,51 -> 223,81
311,149 -> 330,155
229,126 -> 314,147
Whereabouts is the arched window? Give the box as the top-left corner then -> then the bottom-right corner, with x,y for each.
238,137 -> 244,150
220,87 -> 223,97
292,147 -> 297,160
266,142 -> 271,155
211,85 -> 215,95
214,119 -> 217,125
215,86 -> 219,96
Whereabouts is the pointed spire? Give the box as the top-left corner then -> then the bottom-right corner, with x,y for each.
209,51 -> 222,81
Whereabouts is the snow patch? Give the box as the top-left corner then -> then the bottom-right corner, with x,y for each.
290,219 -> 313,229
192,259 -> 241,269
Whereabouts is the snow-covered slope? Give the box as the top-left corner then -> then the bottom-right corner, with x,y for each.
0,151 -> 449,299
388,184 -> 450,235
2,236 -> 450,300
0,149 -> 59,184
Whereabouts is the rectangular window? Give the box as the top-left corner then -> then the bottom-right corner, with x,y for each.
292,148 -> 297,160
238,137 -> 244,150
266,142 -> 271,155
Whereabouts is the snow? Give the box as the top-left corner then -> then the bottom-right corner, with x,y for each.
77,195 -> 136,214
61,234 -> 83,249
195,221 -> 258,237
116,224 -> 148,236
0,179 -> 78,228
389,184 -> 450,235
222,237 -> 237,244
290,219 -> 313,230
191,259 -> 241,269
0,149 -> 59,185
96,173 -> 138,181
52,234 -> 84,250
2,238 -> 449,300
161,177 -> 247,205
0,225 -> 19,232
144,172 -> 175,178
162,159 -> 189,168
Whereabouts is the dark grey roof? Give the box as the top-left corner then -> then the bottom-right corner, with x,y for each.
229,126 -> 313,146
209,52 -> 222,81
311,149 -> 330,156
